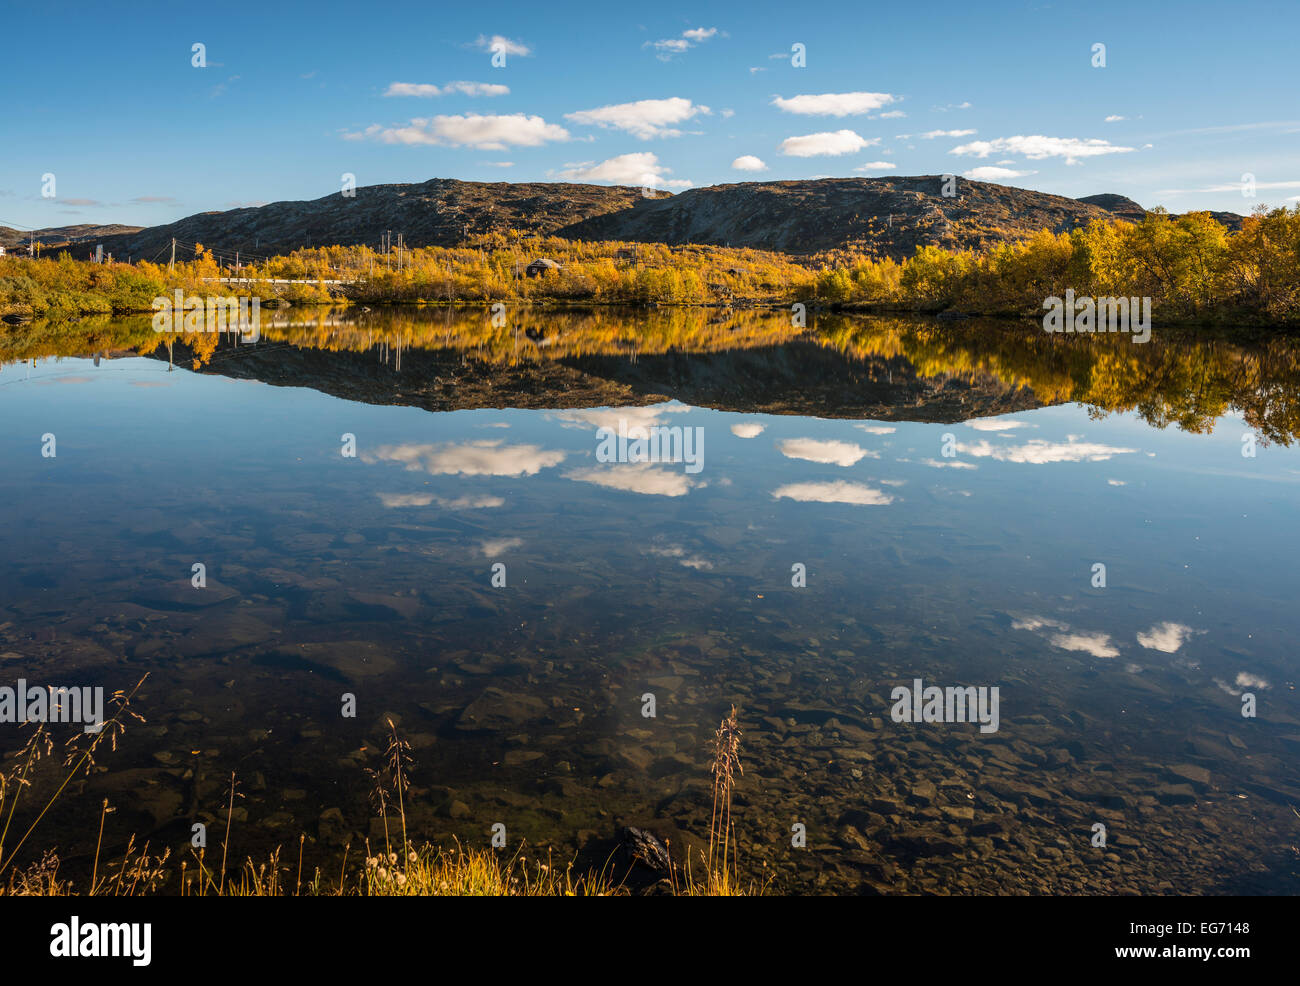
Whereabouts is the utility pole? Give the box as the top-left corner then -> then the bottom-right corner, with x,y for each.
170,237 -> 176,272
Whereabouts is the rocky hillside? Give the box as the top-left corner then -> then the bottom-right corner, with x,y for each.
1078,192 -> 1244,231
28,176 -> 1247,263
72,179 -> 665,262
0,223 -> 142,252
561,176 -> 1127,258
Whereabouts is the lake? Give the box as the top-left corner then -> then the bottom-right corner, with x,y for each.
1,307 -> 1297,895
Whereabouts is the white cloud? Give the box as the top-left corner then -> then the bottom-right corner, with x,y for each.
556,152 -> 691,188
964,166 -> 1038,181
1158,179 -> 1300,195
771,92 -> 899,117
474,35 -> 530,57
566,464 -> 698,497
854,424 -> 896,434
777,437 -> 876,466
445,80 -> 510,97
771,481 -> 895,506
363,441 -> 565,476
384,81 -> 509,98
919,458 -> 977,469
1104,115 -> 1126,122
1136,622 -> 1204,653
384,82 -> 442,98
853,161 -> 897,171
646,27 -> 718,60
1235,671 -> 1270,690
880,110 -> 907,119
732,155 -> 767,171
731,422 -> 766,438
950,135 -> 1135,164
779,130 -> 874,157
920,129 -> 976,138
565,97 -> 710,140
348,113 -> 568,149
1107,479 -> 1126,486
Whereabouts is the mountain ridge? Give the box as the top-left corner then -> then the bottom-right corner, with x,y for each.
7,177 -> 1246,262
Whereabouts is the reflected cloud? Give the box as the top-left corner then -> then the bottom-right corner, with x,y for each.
854,424 -> 896,435
648,544 -> 713,570
363,440 -> 566,476
1013,615 -> 1119,657
378,493 -> 435,507
1136,621 -> 1204,653
565,463 -> 698,496
731,422 -> 766,438
378,492 -> 504,509
966,418 -> 1030,431
958,437 -> 1138,463
552,402 -> 689,432
778,437 -> 876,466
771,481 -> 895,506
480,537 -> 522,558
1049,632 -> 1120,658
1214,672 -> 1271,696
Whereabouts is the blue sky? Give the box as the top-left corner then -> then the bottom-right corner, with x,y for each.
2,0 -> 1297,231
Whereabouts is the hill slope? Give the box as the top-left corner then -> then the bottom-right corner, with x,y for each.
558,176 -> 1122,258
76,179 -> 663,261
29,176 -> 1247,263
0,223 -> 143,252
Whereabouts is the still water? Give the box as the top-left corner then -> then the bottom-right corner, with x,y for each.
1,308 -> 1297,894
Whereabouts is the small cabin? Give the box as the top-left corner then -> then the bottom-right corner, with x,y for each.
525,258 -> 561,277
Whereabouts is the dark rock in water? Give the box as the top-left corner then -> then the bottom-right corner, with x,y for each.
615,826 -> 673,876
1154,783 -> 1197,805
2,313 -> 33,324
1164,763 -> 1212,789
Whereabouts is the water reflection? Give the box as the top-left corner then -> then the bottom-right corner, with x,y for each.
0,308 -> 1297,895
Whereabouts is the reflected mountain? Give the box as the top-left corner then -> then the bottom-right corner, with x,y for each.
5,306 -> 1300,442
